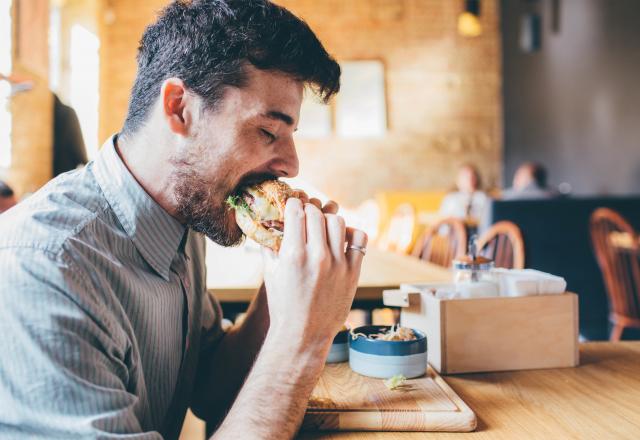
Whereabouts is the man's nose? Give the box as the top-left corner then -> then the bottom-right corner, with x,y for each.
269,138 -> 299,178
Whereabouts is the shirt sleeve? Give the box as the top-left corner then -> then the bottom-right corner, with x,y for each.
0,248 -> 162,439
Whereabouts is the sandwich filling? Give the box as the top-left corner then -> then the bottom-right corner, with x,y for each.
226,180 -> 292,250
227,191 -> 284,236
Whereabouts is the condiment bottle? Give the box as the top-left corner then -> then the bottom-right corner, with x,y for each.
453,235 -> 499,298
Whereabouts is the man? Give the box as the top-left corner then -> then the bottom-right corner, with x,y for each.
502,162 -> 557,200
0,179 -> 17,213
0,1 -> 367,438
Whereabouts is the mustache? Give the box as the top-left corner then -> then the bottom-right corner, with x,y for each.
232,173 -> 278,194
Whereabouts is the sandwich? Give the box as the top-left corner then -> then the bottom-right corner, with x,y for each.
226,180 -> 293,251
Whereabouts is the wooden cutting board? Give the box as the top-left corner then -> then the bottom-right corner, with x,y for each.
303,363 -> 476,432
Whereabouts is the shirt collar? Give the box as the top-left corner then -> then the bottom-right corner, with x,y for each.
93,135 -> 186,281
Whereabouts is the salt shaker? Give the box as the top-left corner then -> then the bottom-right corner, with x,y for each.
453,235 -> 499,298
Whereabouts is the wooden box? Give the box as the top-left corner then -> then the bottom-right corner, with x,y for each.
383,288 -> 579,374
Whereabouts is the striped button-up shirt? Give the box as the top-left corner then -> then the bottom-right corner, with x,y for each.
0,136 -> 224,439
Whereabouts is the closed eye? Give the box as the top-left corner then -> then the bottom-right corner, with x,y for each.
260,128 -> 276,143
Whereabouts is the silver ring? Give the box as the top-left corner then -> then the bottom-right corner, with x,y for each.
347,244 -> 367,255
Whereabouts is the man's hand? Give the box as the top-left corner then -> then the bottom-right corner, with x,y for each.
212,193 -> 367,440
289,189 -> 339,215
262,196 -> 367,347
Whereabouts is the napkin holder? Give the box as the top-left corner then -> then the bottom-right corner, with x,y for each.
383,284 -> 579,374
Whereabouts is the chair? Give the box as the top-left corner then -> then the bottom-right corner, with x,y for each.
378,203 -> 417,254
375,190 -> 447,237
590,208 -> 640,341
477,221 -> 525,269
412,217 -> 467,268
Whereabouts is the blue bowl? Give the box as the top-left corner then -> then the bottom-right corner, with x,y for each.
326,328 -> 349,363
349,325 -> 428,378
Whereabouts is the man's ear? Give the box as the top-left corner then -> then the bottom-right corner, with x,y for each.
160,78 -> 195,136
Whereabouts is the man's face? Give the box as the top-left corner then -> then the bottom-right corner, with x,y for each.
513,166 -> 534,190
170,67 -> 303,246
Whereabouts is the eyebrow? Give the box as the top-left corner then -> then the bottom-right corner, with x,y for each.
262,111 -> 295,127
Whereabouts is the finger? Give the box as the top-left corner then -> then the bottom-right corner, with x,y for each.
260,245 -> 277,272
345,227 -> 368,268
325,214 -> 346,261
292,189 -> 309,204
282,198 -> 306,248
304,203 -> 328,251
309,198 -> 322,210
322,200 -> 339,215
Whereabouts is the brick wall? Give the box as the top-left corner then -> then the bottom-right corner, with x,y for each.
99,0 -> 502,207
8,65 -> 53,197
99,0 -> 167,142
8,0 -> 53,197
276,0 -> 502,206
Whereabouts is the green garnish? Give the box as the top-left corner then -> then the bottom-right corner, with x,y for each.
384,374 -> 407,390
226,195 -> 249,212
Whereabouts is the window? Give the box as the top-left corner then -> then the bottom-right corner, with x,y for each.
70,24 -> 100,159
336,60 -> 387,138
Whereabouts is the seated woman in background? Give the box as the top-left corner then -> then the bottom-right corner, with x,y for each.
439,164 -> 489,223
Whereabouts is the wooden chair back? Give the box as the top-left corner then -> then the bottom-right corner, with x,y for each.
412,217 -> 467,268
590,208 -> 640,341
379,203 -> 417,254
477,221 -> 525,269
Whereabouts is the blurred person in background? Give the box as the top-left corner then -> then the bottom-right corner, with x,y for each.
53,95 -> 88,176
0,180 -> 17,213
0,72 -> 33,96
439,164 -> 490,223
2,70 -> 87,177
502,162 -> 556,200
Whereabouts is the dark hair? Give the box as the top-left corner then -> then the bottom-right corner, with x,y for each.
524,162 -> 548,187
121,0 -> 340,137
0,180 -> 14,198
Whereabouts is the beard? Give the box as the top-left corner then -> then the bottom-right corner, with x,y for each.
174,166 -> 243,246
169,132 -> 276,247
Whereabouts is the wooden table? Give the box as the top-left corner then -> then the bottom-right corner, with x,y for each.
205,240 -> 451,303
299,342 -> 640,439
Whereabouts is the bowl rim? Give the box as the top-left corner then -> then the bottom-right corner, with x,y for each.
349,325 -> 426,344
332,328 -> 350,344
